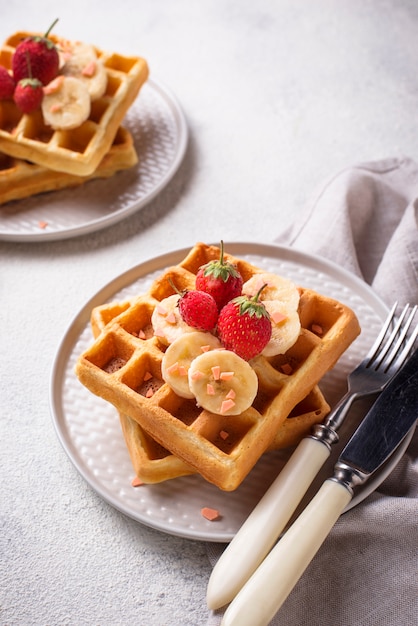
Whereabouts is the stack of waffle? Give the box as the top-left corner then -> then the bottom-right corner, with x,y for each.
0,31 -> 149,205
76,242 -> 361,491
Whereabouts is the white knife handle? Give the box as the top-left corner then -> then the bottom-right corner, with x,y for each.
207,437 -> 331,610
221,479 -> 353,626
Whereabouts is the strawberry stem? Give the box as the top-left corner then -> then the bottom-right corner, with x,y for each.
252,283 -> 268,303
219,239 -> 225,265
203,240 -> 241,281
44,19 -> 59,39
168,277 -> 185,297
233,284 -> 270,319
25,50 -> 33,80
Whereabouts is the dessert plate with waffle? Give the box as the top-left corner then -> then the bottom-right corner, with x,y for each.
49,242 -> 414,542
0,29 -> 187,242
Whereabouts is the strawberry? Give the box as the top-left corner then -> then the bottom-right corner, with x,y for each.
178,289 -> 219,332
217,286 -> 272,360
195,241 -> 243,311
14,77 -> 43,114
0,66 -> 15,99
12,19 -> 60,86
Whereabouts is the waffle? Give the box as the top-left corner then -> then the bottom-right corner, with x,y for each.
91,299 -> 330,483
76,243 -> 361,491
0,126 -> 137,205
0,31 -> 149,176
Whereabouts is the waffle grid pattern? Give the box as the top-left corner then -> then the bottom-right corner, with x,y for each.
0,126 -> 137,204
76,243 -> 360,490
91,300 -> 330,483
0,32 -> 149,176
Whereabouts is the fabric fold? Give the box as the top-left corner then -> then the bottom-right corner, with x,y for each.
275,156 -> 418,304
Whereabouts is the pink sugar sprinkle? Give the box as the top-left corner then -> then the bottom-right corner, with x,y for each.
166,312 -> 177,324
221,398 -> 236,414
166,362 -> 179,375
131,476 -> 144,487
201,507 -> 220,521
220,371 -> 234,381
82,60 -> 96,77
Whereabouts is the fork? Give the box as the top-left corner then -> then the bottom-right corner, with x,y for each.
207,302 -> 418,611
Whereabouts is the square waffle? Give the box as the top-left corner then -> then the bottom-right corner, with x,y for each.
90,300 -> 330,484
0,126 -> 137,205
0,31 -> 149,176
76,243 -> 361,491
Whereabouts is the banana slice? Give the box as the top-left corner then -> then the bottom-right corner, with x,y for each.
242,272 -> 300,310
42,76 -> 90,130
151,294 -> 196,346
61,42 -> 107,100
162,331 -> 222,398
188,349 -> 258,416
261,301 -> 301,356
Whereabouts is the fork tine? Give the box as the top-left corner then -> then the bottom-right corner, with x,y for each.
385,315 -> 418,373
379,304 -> 418,372
386,305 -> 418,366
371,303 -> 413,369
364,301 -> 398,364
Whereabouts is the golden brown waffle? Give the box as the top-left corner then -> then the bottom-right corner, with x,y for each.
90,299 -> 330,484
76,243 -> 361,491
0,32 -> 148,176
0,126 -> 137,205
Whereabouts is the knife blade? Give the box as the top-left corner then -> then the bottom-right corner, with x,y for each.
221,348 -> 418,626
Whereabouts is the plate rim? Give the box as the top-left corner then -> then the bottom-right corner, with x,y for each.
0,77 -> 188,243
49,242 -> 412,542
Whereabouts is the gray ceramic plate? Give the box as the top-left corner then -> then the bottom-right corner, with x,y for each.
0,79 -> 188,242
49,243 -> 413,542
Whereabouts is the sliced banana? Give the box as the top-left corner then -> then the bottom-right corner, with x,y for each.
261,300 -> 301,356
188,349 -> 258,416
242,272 -> 300,311
42,76 -> 91,130
61,42 -> 107,100
162,331 -> 222,399
151,294 -> 196,346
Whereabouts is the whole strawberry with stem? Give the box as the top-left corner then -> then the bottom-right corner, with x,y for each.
0,66 -> 15,99
13,52 -> 44,114
14,76 -> 43,113
178,289 -> 219,332
195,240 -> 243,311
217,285 -> 272,360
12,19 -> 60,86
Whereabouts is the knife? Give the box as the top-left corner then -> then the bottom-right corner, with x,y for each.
207,305 -> 417,611
220,347 -> 418,626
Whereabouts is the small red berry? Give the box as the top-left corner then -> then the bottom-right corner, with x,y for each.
196,240 -> 243,311
14,77 -> 44,114
217,286 -> 272,360
12,19 -> 60,86
178,289 -> 219,332
0,66 -> 15,99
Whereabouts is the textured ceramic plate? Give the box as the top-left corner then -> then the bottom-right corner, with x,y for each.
49,243 -> 413,542
0,79 -> 187,242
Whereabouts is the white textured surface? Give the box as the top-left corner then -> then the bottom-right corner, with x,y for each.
2,2 -> 418,625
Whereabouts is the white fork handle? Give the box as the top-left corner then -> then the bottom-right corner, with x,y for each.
221,479 -> 353,626
207,437 -> 331,610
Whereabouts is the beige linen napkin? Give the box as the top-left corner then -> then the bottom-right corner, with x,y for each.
207,157 -> 418,626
